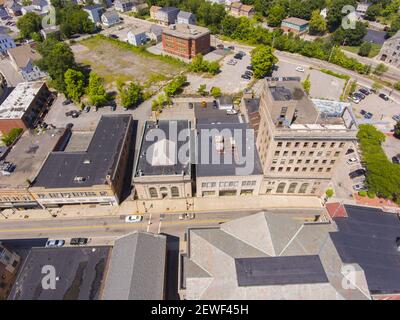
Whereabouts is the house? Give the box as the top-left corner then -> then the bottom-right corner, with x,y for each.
94,0 -> 112,7
114,0 -> 134,13
378,31 -> 400,69
0,5 -> 10,19
229,2 -> 255,18
0,32 -> 15,55
281,17 -> 309,34
356,2 -> 370,18
83,4 -> 104,24
147,24 -> 162,43
127,27 -> 148,46
7,44 -> 47,81
149,5 -> 161,20
31,0 -> 49,11
177,11 -> 196,25
101,10 -> 120,27
40,25 -> 61,40
131,2 -> 148,13
162,24 -> 211,59
5,0 -> 21,16
155,7 -> 179,25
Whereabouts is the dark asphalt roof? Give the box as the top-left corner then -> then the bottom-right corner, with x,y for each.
331,205 -> 400,295
135,120 -> 191,177
194,102 -> 240,125
235,255 -> 329,286
196,122 -> 263,177
243,98 -> 260,114
363,29 -> 387,45
9,246 -> 111,300
33,115 -> 132,188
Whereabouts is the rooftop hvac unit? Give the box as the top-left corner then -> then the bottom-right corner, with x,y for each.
74,176 -> 86,182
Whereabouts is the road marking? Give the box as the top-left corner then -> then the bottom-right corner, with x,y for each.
0,219 -> 230,234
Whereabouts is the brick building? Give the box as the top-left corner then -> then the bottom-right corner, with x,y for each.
162,24 -> 211,59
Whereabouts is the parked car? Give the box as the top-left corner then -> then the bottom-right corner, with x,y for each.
350,96 -> 360,104
295,66 -> 305,72
392,155 -> 400,164
125,215 -> 143,223
364,112 -> 373,119
359,88 -> 370,95
109,34 -> 118,39
226,109 -> 238,115
238,50 -> 246,56
353,184 -> 367,191
188,102 -> 194,109
360,109 -> 367,115
201,101 -> 207,108
70,238 -> 89,246
349,169 -> 365,179
246,65 -> 253,70
353,92 -> 365,100
346,148 -> 354,155
228,46 -> 235,50
212,100 -> 218,109
244,70 -> 253,76
62,99 -> 72,106
71,111 -> 80,118
347,157 -> 359,165
227,59 -> 237,65
46,240 -> 65,247
241,74 -> 251,80
84,106 -> 91,113
379,93 -> 389,101
65,110 -> 74,117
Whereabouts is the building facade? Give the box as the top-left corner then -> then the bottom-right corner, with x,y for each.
114,0 -> 134,12
255,79 -> 357,196
0,33 -> 15,55
162,24 -> 211,59
0,244 -> 20,299
155,7 -> 179,25
127,28 -> 148,46
281,17 -> 309,34
378,31 -> 400,68
177,11 -> 196,25
229,2 -> 255,18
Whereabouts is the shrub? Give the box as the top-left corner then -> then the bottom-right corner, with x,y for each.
325,188 -> 334,198
358,190 -> 367,197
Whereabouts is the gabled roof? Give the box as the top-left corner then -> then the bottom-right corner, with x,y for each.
8,44 -> 40,69
177,10 -> 194,20
102,10 -> 119,21
282,17 -> 309,26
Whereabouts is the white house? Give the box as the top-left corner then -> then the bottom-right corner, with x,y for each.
114,0 -> 134,12
127,27 -> 148,46
101,10 -> 120,27
7,44 -> 47,81
0,33 -> 15,55
83,4 -> 104,24
177,11 -> 196,25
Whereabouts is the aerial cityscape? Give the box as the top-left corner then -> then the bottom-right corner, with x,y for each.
0,0 -> 399,306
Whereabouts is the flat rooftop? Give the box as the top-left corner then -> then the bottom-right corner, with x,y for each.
196,122 -> 263,177
8,246 -> 111,300
0,82 -> 45,120
0,128 -> 67,189
135,120 -> 191,177
163,23 -> 210,40
33,115 -> 132,189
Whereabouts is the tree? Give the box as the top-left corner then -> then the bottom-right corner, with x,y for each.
371,81 -> 383,92
118,82 -> 143,109
58,3 -> 96,38
35,39 -> 76,92
86,73 -> 108,107
302,75 -> 311,94
16,12 -> 42,39
364,4 -> 382,21
373,63 -> 389,76
188,54 -> 219,75
164,75 -> 187,97
309,10 -> 327,35
331,22 -> 367,46
394,81 -> 400,91
326,0 -> 357,32
198,84 -> 208,96
64,69 -> 86,102
358,42 -> 372,57
210,86 -> 222,98
1,128 -> 23,146
325,188 -> 334,198
250,45 -> 278,79
267,4 -> 285,27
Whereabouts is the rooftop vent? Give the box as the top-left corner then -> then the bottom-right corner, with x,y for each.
83,159 -> 91,164
74,176 -> 86,182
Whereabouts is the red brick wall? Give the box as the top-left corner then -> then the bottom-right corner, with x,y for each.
0,119 -> 27,134
162,33 -> 210,59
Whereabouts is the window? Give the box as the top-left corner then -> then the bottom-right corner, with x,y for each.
289,159 -> 294,164
271,167 -> 276,171
302,167 -> 307,172
286,142 -> 291,147
295,142 -> 300,147
288,182 -> 297,193
294,167 -> 299,172
275,151 -> 280,156
318,167 -> 323,172
277,142 -> 282,147
321,142 -> 326,147
300,151 -> 306,156
313,160 -> 318,164
149,187 -> 158,198
286,167 -> 291,172
292,151 -> 297,156
297,159 -> 302,164
304,142 -> 309,147
283,151 -> 288,156
309,151 -> 314,156
299,183 -> 309,193
330,142 -> 336,148
326,167 -> 331,172
171,186 -> 179,197
276,182 -> 286,193
330,160 -> 336,164
312,142 -> 318,148
334,151 -> 340,157
339,142 -> 345,148
278,167 -> 283,172
305,159 -> 310,164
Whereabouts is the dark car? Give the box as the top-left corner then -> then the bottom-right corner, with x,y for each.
244,70 -> 253,76
246,65 -> 253,70
70,238 -> 89,246
228,46 -> 235,50
392,155 -> 400,164
241,74 -> 251,80
359,88 -> 370,95
364,112 -> 373,119
379,93 -> 389,101
62,99 -> 72,106
212,100 -> 218,109
71,111 -> 80,118
353,92 -> 365,100
65,110 -> 74,117
109,34 -> 118,39
349,169 -> 365,179
234,54 -> 243,60
346,148 -> 354,155
66,123 -> 73,129
360,109 -> 367,115
216,44 -> 224,50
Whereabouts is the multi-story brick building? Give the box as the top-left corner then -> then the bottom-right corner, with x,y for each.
378,31 -> 400,69
255,79 -> 357,196
162,24 -> 211,59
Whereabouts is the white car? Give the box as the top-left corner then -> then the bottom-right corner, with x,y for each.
46,240 -> 65,247
347,157 -> 359,165
125,215 -> 143,223
226,109 -> 238,115
350,96 -> 360,104
353,184 -> 367,191
295,66 -> 305,72
227,59 -> 237,65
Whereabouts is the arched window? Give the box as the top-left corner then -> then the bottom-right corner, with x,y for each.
171,186 -> 179,197
160,187 -> 168,198
276,182 -> 286,193
299,183 -> 309,194
149,187 -> 158,198
288,182 -> 297,193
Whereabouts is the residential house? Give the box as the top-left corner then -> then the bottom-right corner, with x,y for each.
114,0 -> 134,12
7,44 -> 47,81
40,25 -> 61,40
101,10 -> 120,27
155,7 -> 179,25
0,32 -> 15,55
147,24 -> 162,43
127,27 -> 148,46
281,17 -> 309,34
32,0 -> 49,11
149,5 -> 161,20
94,0 -> 112,7
5,0 -> 21,16
177,11 -> 196,25
0,5 -> 10,19
229,2 -> 255,18
83,4 -> 104,24
132,2 -> 148,13
378,31 -> 400,69
356,2 -> 370,18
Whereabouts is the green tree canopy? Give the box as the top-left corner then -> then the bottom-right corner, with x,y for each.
64,69 -> 86,102
309,10 -> 327,35
164,75 -> 187,97
118,82 -> 143,109
58,3 -> 96,38
86,72 -> 108,107
250,45 -> 278,78
210,86 -> 222,98
267,4 -> 286,27
358,42 -> 372,57
16,12 -> 42,39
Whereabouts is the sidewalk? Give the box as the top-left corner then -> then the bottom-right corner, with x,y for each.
0,195 -> 322,221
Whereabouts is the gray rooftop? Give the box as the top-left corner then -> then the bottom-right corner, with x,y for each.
235,255 -> 329,287
102,232 -> 167,300
33,115 -> 132,189
177,11 -> 194,19
196,122 -> 263,177
9,246 -> 111,300
135,120 -> 191,177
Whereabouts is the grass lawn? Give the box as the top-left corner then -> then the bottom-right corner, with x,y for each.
72,35 -> 186,89
342,43 -> 382,58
